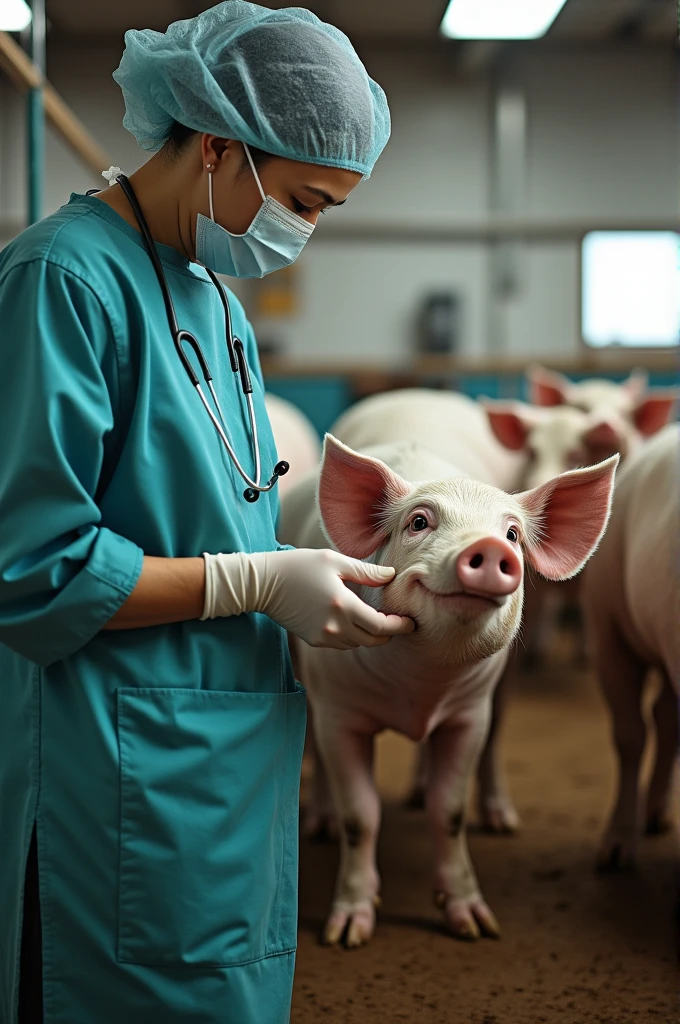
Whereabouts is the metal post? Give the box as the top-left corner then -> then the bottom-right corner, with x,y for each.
26,0 -> 45,225
488,80 -> 527,362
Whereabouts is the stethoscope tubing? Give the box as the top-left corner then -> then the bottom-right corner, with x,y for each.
114,174 -> 287,502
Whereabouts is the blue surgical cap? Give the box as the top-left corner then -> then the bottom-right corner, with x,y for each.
113,1 -> 391,178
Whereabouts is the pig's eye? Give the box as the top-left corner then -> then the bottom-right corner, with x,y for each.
410,515 -> 429,533
506,526 -> 519,543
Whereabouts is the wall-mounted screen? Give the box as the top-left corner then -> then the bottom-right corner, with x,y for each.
582,231 -> 679,348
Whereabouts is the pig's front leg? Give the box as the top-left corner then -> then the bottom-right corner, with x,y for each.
314,717 -> 381,948
404,742 -> 429,809
475,663 -> 520,834
427,707 -> 501,940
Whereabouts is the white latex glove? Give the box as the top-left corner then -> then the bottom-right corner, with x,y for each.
201,548 -> 415,650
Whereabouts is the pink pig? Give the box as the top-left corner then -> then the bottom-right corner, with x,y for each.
289,433 -> 618,945
582,423 -> 679,870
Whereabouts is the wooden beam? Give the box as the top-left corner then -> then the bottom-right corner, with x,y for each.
0,30 -> 112,178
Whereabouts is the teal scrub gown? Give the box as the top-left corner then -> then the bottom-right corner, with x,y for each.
0,193 -> 306,1024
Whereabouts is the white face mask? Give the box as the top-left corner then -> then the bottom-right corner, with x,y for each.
195,143 -> 315,278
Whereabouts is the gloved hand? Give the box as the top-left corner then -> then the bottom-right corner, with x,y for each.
201,548 -> 415,650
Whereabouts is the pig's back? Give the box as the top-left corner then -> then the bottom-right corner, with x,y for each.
620,424 -> 680,681
331,389 -> 525,491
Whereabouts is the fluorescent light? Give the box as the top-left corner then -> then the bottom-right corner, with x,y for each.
441,0 -> 569,40
0,0 -> 32,31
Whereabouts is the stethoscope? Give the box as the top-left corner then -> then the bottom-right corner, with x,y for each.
93,174 -> 289,503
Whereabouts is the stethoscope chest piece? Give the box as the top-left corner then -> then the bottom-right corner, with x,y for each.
243,460 -> 289,503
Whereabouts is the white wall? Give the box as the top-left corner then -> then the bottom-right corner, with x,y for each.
0,39 -> 677,361
519,48 -> 679,218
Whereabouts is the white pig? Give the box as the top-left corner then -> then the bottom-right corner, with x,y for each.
526,364 -> 678,461
331,388 -> 525,492
528,364 -> 648,414
331,391 -> 604,831
264,392 -> 321,498
482,400 -> 629,490
287,431 -> 617,945
328,390 -> 528,830
582,423 -> 679,870
480,392 -> 677,668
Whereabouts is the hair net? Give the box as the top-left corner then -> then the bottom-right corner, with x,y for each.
112,1 -> 390,178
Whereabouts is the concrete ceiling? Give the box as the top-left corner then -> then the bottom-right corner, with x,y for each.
44,0 -> 676,42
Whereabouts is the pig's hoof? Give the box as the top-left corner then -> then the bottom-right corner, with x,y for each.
404,784 -> 426,810
322,899 -> 377,949
645,810 -> 673,836
435,892 -> 501,941
478,797 -> 521,835
596,832 -> 638,872
303,809 -> 339,843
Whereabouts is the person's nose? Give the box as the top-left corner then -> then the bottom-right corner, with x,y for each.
456,537 -> 522,597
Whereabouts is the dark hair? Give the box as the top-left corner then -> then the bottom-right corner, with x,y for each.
164,120 -> 274,173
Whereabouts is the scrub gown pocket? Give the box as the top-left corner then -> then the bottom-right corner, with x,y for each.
116,686 -> 306,968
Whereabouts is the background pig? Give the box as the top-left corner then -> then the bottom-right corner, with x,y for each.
331,387 -> 525,493
481,385 -> 678,657
582,423 -> 679,870
283,428 -> 617,946
477,384 -> 677,828
526,364 -> 678,459
264,392 -> 321,498
483,400 -> 627,489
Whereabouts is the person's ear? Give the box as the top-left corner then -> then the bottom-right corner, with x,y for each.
202,136 -> 235,169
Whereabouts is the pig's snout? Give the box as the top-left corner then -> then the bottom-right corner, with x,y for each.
456,537 -> 522,598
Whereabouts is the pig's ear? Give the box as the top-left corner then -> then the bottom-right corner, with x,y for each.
632,392 -> 678,436
482,400 -> 541,451
317,434 -> 412,559
622,368 -> 648,401
526,364 -> 569,407
516,455 -> 619,581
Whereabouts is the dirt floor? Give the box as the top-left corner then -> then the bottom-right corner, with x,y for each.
292,658 -> 679,1024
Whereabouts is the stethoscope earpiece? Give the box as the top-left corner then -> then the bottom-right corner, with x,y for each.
275,461 -> 289,478
243,488 -> 259,503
